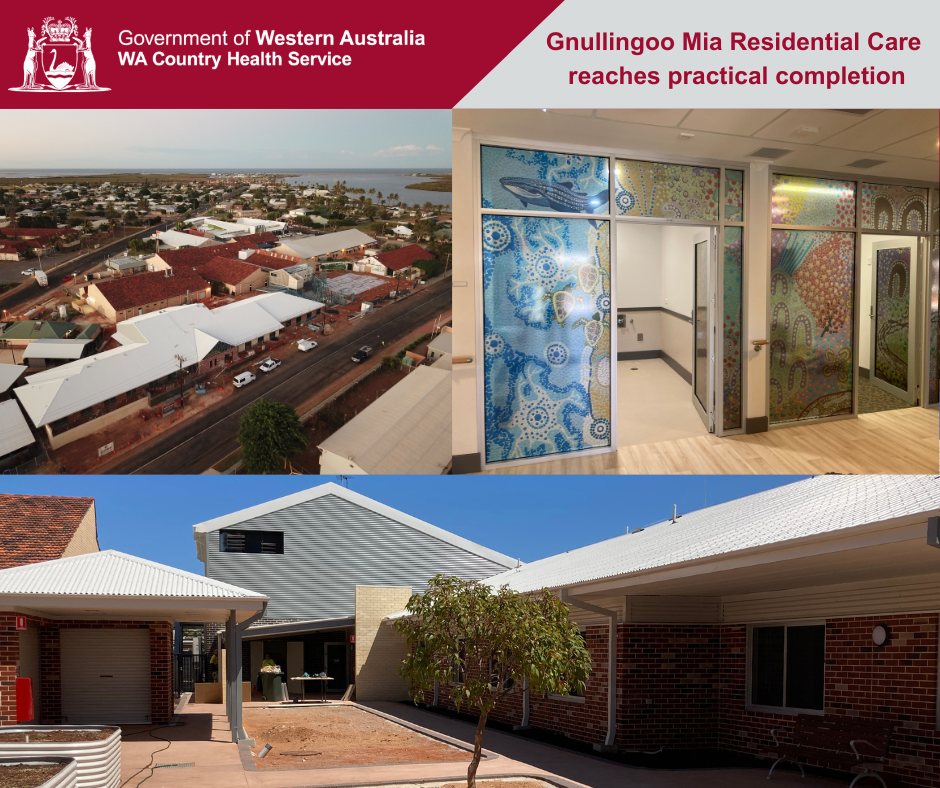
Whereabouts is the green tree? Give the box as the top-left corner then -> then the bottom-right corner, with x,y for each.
237,399 -> 308,474
396,576 -> 591,788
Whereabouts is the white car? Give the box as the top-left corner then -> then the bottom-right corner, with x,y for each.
259,358 -> 281,373
298,339 -> 318,352
21,268 -> 36,276
233,372 -> 256,388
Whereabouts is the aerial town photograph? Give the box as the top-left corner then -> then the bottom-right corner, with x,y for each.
0,109 -> 453,475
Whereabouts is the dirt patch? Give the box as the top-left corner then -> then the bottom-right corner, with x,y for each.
0,728 -> 115,743
244,706 -> 470,770
0,764 -> 66,788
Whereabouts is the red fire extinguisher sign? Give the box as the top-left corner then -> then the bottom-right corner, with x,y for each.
15,616 -> 26,630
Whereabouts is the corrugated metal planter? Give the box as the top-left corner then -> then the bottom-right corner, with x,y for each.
0,757 -> 78,788
0,727 -> 120,788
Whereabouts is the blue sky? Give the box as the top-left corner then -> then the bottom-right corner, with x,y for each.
0,109 -> 450,169
0,476 -> 805,575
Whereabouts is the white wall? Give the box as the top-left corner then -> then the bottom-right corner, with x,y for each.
660,225 -> 700,318
616,223 -> 663,353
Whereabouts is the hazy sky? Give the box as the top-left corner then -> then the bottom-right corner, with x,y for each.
0,476 -> 804,575
0,109 -> 450,169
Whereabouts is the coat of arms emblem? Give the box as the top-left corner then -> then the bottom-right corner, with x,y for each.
10,16 -> 110,92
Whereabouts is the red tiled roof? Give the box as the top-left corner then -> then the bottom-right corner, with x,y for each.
0,494 -> 96,569
155,244 -> 231,269
199,256 -> 261,285
1,227 -> 78,240
374,244 -> 435,271
245,250 -> 302,270
93,269 -> 210,311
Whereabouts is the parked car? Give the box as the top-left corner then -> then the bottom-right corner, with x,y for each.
20,268 -> 36,276
233,372 -> 256,388
351,346 -> 373,363
259,358 -> 281,373
298,339 -> 318,352
61,273 -> 74,282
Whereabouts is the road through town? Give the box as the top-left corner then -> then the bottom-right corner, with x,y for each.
100,278 -> 451,474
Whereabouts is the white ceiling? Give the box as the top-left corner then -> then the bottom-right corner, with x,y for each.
453,108 -> 939,183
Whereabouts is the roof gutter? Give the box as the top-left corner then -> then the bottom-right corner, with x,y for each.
560,589 -> 617,752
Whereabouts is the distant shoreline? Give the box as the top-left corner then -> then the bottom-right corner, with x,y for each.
406,177 -> 453,193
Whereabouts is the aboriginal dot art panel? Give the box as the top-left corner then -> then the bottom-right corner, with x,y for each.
723,226 -> 743,430
860,183 -> 929,231
771,175 -> 856,229
482,215 -> 611,463
614,159 -> 720,221
725,169 -> 744,222
873,247 -> 912,392
481,145 -> 610,215
929,235 -> 939,405
769,229 -> 855,424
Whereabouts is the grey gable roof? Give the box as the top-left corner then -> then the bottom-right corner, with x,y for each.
194,482 -> 518,621
487,476 -> 940,593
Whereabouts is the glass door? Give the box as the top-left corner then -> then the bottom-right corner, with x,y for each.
692,229 -> 716,430
870,238 -> 920,404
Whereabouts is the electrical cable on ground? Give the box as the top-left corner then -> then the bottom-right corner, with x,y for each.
119,721 -> 184,788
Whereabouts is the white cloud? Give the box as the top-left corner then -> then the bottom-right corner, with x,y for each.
374,143 -> 446,157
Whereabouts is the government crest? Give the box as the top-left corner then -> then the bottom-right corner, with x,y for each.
10,16 -> 110,92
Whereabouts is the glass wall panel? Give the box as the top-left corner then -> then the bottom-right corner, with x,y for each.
725,169 -> 744,221
769,229 -> 855,424
771,175 -> 856,228
694,240 -> 709,411
482,215 -> 611,463
723,226 -> 743,430
481,146 -> 609,215
859,182 -> 929,231
614,159 -> 719,221
873,247 -> 912,391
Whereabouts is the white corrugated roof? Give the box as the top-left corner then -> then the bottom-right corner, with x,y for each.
277,229 -> 375,259
22,339 -> 91,360
153,229 -> 214,248
0,550 -> 268,599
14,292 -> 317,427
0,400 -> 35,457
0,364 -> 26,394
487,476 -> 940,593
318,365 -> 451,474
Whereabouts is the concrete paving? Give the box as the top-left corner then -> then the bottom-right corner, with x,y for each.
116,701 -> 845,788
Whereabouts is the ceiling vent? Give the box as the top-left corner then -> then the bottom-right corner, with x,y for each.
748,147 -> 794,160
846,158 -> 886,169
829,109 -> 875,116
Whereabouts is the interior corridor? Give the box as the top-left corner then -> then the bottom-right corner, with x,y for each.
617,358 -> 708,447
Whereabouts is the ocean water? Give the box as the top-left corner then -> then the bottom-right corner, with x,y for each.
0,168 -> 452,208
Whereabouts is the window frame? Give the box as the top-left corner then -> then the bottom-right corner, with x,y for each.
746,620 -> 826,716
218,529 -> 284,555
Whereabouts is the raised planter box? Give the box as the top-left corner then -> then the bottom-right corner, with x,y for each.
0,727 -> 120,788
0,757 -> 78,788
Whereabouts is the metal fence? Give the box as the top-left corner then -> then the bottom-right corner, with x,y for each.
1,449 -> 49,475
174,653 -> 211,694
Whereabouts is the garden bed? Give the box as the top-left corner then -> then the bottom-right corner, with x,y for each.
0,758 -> 76,788
0,730 -> 114,744
244,705 -> 470,770
0,727 -> 121,788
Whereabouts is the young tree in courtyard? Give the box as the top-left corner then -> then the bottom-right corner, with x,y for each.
396,576 -> 591,788
237,399 -> 308,474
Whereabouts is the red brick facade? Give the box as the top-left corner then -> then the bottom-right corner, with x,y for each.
422,614 -> 939,786
0,613 -> 174,726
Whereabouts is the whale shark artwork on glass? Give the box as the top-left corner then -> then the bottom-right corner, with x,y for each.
481,146 -> 609,217
498,176 -> 609,222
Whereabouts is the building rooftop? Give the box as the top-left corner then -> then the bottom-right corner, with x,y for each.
0,364 -> 26,394
199,256 -> 262,285
375,244 -> 435,271
276,229 -> 375,259
0,321 -> 76,341
486,475 -> 940,593
153,229 -> 216,248
0,492 -> 94,569
92,269 -> 211,311
15,292 -> 320,427
21,338 -> 91,361
318,365 -> 451,475
427,331 -> 452,355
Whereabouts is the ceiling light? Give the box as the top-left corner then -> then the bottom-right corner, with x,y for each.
678,132 -> 695,141
794,126 -> 819,136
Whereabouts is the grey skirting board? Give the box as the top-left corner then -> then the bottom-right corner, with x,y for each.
616,349 -> 692,385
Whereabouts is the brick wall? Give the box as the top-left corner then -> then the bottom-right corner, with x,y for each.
354,586 -> 413,701
0,615 -> 174,726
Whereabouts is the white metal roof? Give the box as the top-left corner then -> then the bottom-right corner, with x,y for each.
276,229 -> 375,259
14,293 -> 317,427
0,400 -> 35,457
427,332 -> 452,354
0,364 -> 26,394
487,476 -> 940,593
152,229 -> 214,248
21,339 -> 90,361
318,365 -> 451,475
192,481 -> 517,569
0,550 -> 269,599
